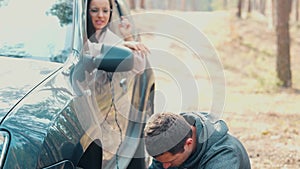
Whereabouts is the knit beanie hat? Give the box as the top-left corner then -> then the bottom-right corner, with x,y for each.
144,113 -> 191,157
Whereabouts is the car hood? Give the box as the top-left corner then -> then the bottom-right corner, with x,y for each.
0,56 -> 62,120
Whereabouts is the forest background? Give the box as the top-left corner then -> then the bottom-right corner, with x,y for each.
127,0 -> 300,168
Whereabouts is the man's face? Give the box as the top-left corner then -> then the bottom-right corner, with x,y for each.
155,144 -> 192,169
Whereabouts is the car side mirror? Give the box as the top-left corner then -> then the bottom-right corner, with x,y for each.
96,44 -> 133,72
81,44 -> 134,73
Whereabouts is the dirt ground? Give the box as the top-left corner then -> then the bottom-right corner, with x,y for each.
219,13 -> 300,169
219,12 -> 300,169
132,9 -> 300,169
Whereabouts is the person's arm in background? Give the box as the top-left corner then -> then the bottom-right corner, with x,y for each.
119,16 -> 135,41
118,16 -> 150,56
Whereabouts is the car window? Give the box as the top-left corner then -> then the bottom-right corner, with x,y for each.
0,0 -> 73,63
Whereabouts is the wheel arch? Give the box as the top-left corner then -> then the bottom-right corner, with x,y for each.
76,139 -> 102,168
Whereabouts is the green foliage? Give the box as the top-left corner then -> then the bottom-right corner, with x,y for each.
0,0 -> 8,7
47,0 -> 73,27
50,49 -> 70,63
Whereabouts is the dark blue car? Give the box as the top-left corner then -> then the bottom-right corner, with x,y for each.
0,0 -> 155,168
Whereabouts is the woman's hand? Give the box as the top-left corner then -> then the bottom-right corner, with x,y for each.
123,41 -> 150,57
119,16 -> 150,57
119,16 -> 134,41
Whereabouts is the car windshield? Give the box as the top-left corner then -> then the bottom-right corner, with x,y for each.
0,0 -> 73,63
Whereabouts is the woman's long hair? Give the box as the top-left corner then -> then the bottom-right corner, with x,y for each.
87,0 -> 113,43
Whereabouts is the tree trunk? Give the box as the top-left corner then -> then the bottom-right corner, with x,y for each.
140,0 -> 145,9
260,0 -> 266,15
289,0 -> 293,14
272,0 -> 277,27
253,0 -> 258,10
276,0 -> 292,87
128,0 -> 136,10
248,0 -> 252,13
168,0 -> 175,10
181,0 -> 186,11
191,0 -> 196,11
296,0 -> 299,21
237,0 -> 244,18
223,0 -> 228,9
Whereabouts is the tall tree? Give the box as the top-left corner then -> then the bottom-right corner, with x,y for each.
276,0 -> 292,87
272,0 -> 276,27
260,0 -> 266,15
248,0 -> 252,13
237,0 -> 244,18
296,0 -> 299,21
140,0 -> 145,9
48,0 -> 73,27
223,0 -> 228,9
128,0 -> 136,9
253,0 -> 258,10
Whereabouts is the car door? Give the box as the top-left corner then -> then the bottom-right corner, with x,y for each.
71,0 -> 152,168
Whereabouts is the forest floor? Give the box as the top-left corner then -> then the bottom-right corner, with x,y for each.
132,9 -> 300,169
214,11 -> 300,169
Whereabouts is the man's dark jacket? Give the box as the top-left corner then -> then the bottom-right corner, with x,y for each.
148,112 -> 251,169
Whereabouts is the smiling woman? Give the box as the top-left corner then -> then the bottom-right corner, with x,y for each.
0,0 -> 72,62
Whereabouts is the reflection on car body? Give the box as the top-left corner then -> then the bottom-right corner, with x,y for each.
0,0 -> 154,168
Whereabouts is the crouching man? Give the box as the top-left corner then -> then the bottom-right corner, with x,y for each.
144,112 -> 251,169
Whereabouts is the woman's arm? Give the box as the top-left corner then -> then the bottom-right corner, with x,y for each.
119,16 -> 135,41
